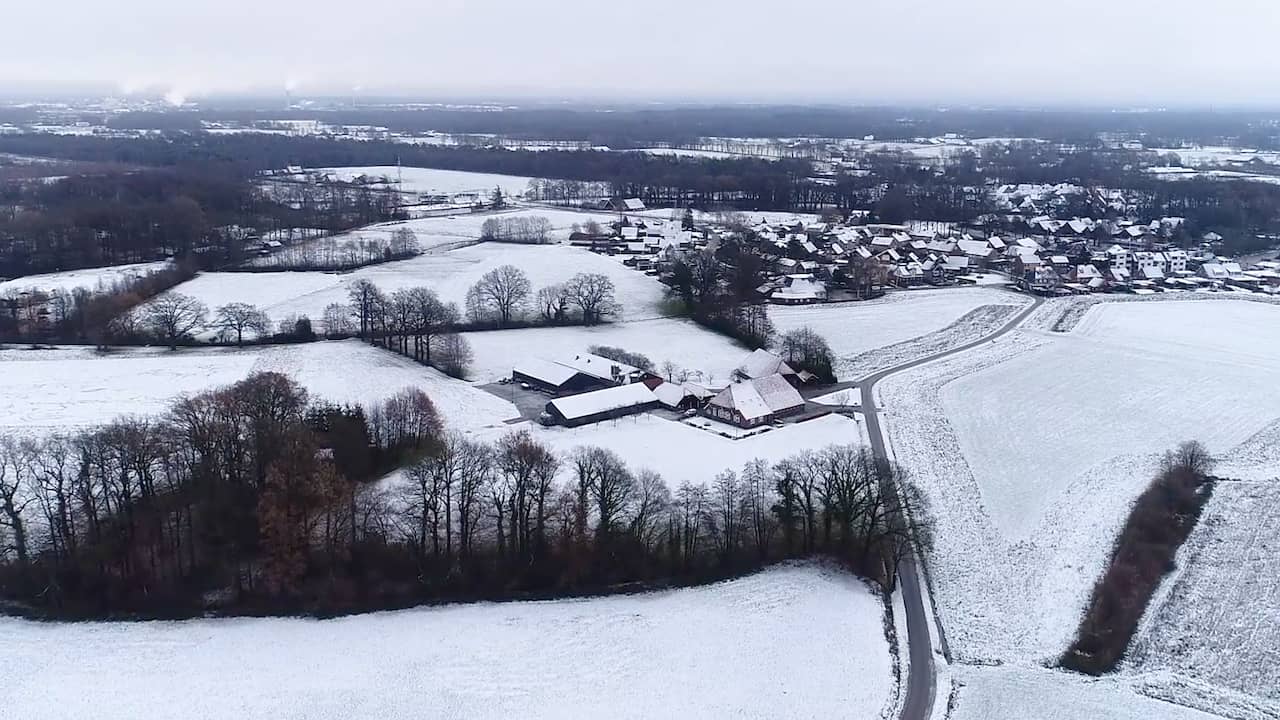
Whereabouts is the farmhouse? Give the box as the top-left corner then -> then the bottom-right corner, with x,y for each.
703,374 -> 806,428
733,348 -> 798,382
544,383 -> 659,427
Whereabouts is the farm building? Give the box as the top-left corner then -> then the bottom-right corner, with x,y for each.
703,374 -> 805,428
733,349 -> 798,382
544,383 -> 660,427
513,353 -> 650,394
512,358 -> 608,395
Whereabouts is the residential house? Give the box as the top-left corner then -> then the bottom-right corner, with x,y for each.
703,374 -> 806,428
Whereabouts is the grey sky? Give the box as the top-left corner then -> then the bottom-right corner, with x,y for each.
4,0 -> 1279,106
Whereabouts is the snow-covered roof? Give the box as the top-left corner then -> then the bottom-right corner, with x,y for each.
651,381 -> 688,408
515,358 -> 580,386
622,198 -> 646,211
549,383 -> 657,420
735,349 -> 796,380
709,374 -> 805,421
560,353 -> 643,383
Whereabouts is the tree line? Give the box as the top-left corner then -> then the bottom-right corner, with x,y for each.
0,371 -> 922,617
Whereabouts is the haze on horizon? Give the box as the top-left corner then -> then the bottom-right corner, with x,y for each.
3,0 -> 1279,108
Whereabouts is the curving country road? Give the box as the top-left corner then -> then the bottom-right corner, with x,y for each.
859,293 -> 1045,720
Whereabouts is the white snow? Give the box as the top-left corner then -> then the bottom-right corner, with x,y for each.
162,243 -> 670,326
479,413 -> 864,491
0,340 -> 517,435
1126,480 -> 1280,718
878,298 -> 1280,666
770,287 -> 1030,380
312,165 -> 538,196
464,318 -> 747,385
949,666 -> 1227,720
243,208 -> 625,267
0,261 -> 171,296
0,564 -> 894,720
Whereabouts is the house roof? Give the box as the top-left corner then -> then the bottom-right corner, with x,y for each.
514,358 -> 580,387
560,353 -> 643,383
735,349 -> 796,379
651,381 -> 689,408
708,374 -> 805,421
549,383 -> 657,420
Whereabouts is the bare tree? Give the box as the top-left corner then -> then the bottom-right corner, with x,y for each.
214,302 -> 271,346
143,293 -> 208,349
465,265 -> 531,326
564,272 -> 619,325
0,436 -> 33,568
536,284 -> 570,324
321,302 -> 355,337
433,333 -> 473,378
348,278 -> 380,338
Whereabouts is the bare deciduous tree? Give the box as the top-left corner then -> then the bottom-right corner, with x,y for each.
214,302 -> 271,346
143,293 -> 208,349
564,272 -> 619,325
465,265 -> 531,326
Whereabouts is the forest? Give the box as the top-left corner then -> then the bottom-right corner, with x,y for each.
0,370 -> 919,618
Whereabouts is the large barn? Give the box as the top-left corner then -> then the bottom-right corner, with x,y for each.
544,383 -> 660,427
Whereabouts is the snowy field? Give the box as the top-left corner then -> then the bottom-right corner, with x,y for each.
464,318 -> 748,385
164,243 -> 670,326
1126,480 -> 1280,719
0,260 -> 171,296
312,165 -> 537,196
0,340 -> 516,435
245,208 -> 625,266
476,414 -> 865,491
950,666 -> 1226,720
770,287 -> 1030,380
0,564 -> 894,720
878,298 -> 1280,666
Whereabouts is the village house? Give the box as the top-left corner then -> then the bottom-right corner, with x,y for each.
702,374 -> 806,428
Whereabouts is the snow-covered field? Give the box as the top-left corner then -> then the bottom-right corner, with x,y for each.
0,260 -> 171,296
476,414 -> 865,491
949,666 -> 1226,720
0,340 -> 516,435
1125,480 -> 1280,719
878,298 -> 1280,667
313,165 -> 537,196
165,243 -> 670,326
464,318 -> 748,385
0,564 -> 894,720
245,208 -> 626,267
770,287 -> 1030,380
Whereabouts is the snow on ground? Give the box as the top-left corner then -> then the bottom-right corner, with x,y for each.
477,413 -> 864,491
165,243 -> 670,326
464,318 -> 747,385
245,208 -> 625,267
770,287 -> 1030,380
0,564 -> 894,720
1125,480 -> 1280,719
878,298 -> 1280,666
949,666 -> 1228,720
0,340 -> 516,435
0,261 -> 171,296
313,165 -> 537,196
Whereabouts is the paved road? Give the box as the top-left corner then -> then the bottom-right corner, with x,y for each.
860,293 -> 1044,720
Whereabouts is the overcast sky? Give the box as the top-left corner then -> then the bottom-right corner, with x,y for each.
4,0 -> 1279,106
